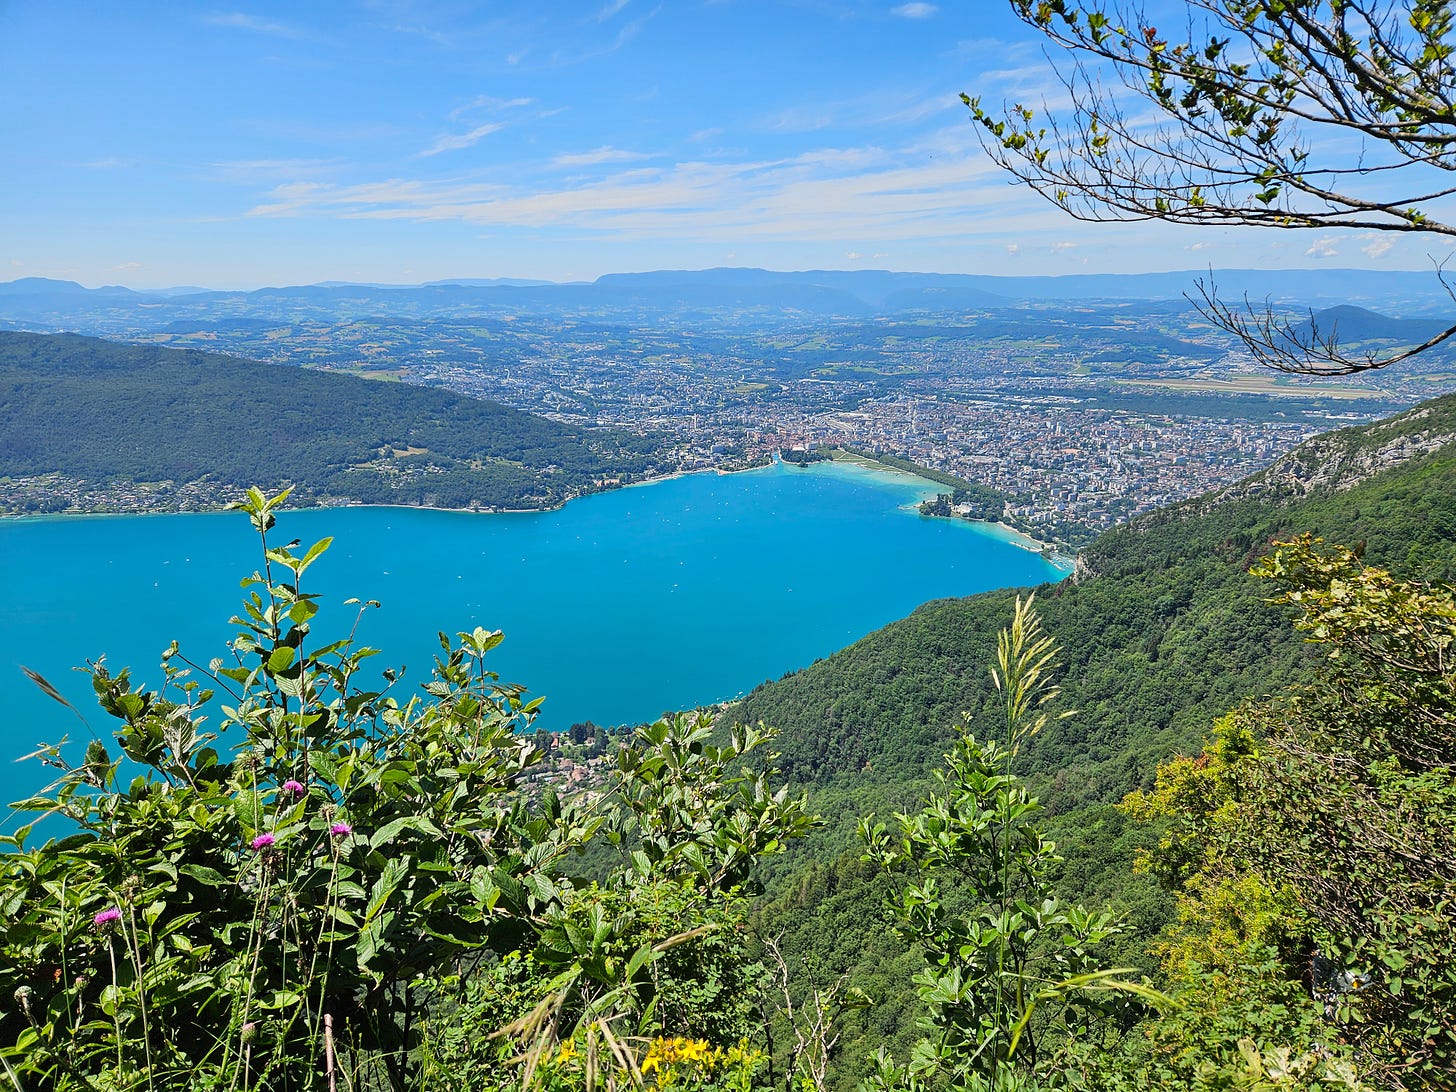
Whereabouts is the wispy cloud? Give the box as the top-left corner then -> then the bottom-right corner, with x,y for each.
766,106 -> 839,133
204,12 -> 305,38
449,95 -> 534,122
553,146 -> 650,168
597,0 -> 631,20
892,3 -> 938,18
419,122 -> 507,157
1305,236 -> 1341,258
244,132 -> 1044,247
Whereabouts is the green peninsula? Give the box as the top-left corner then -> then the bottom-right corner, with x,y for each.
0,331 -> 670,515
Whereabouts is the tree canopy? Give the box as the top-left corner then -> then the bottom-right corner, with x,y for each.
968,1 -> 1456,374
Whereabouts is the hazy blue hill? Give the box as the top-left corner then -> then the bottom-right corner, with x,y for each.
594,267 -> 1011,309
0,277 -> 97,296
0,277 -> 148,299
1290,303 -> 1455,348
731,390 -> 1456,807
955,267 -> 1456,309
0,330 -> 665,513
5,267 -> 1453,330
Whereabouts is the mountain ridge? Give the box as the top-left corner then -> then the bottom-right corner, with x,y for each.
0,330 -> 666,514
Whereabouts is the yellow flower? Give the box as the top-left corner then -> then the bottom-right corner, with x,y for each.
641,1037 -> 714,1076
556,1039 -> 577,1064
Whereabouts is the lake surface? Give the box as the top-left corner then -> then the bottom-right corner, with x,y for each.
1,460 -> 1065,823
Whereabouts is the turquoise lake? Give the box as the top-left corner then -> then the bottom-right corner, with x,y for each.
0,460 -> 1065,825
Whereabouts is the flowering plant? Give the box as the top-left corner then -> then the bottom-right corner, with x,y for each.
1,487 -> 810,1092
0,489 -> 590,1089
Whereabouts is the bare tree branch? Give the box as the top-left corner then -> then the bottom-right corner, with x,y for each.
969,1 -> 1456,374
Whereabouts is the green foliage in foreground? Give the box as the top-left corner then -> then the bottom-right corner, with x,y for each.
860,598 -> 1151,1092
1108,537 -> 1456,1091
0,488 -> 813,1091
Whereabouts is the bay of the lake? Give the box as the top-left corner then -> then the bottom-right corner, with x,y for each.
1,459 -> 1065,820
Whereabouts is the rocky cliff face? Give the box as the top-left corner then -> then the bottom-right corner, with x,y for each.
1072,393 -> 1456,583
1213,403 -> 1456,505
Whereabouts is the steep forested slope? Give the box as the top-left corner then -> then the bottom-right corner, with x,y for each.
734,391 -> 1456,808
741,394 -> 1456,1089
0,331 -> 666,512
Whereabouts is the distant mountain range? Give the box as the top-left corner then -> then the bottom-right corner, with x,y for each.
3,267 -> 1454,330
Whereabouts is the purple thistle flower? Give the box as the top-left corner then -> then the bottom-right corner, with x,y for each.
281,780 -> 306,797
93,907 -> 122,928
329,822 -> 352,838
250,832 -> 276,851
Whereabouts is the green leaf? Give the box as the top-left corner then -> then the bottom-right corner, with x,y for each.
179,864 -> 229,887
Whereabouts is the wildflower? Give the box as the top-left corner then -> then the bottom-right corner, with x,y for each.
241,1021 -> 258,1044
329,822 -> 352,838
93,907 -> 122,928
641,1037 -> 714,1075
556,1039 -> 577,1065
13,986 -> 33,1016
280,779 -> 306,797
250,832 -> 276,851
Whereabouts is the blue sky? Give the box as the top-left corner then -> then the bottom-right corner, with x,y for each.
2,1 -> 1449,289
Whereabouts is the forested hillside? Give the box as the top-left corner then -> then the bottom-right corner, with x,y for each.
0,331 -> 667,513
734,391 -> 1456,804
737,393 -> 1456,1087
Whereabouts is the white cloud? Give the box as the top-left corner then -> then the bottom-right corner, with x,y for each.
112,261 -> 142,271
449,96 -> 534,122
1187,241 -> 1212,251
846,251 -> 863,260
244,132 -> 1054,248
1005,243 -> 1020,255
597,0 -> 630,20
1362,236 -> 1396,259
1305,236 -> 1341,258
553,147 -> 650,168
892,3 -> 938,17
1050,241 -> 1077,253
766,106 -> 837,133
419,122 -> 507,157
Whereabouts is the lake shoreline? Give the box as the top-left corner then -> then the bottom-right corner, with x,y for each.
822,447 -> 1076,566
0,461 -> 1083,571
2,463 -> 1068,811
0,461 -> 781,523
